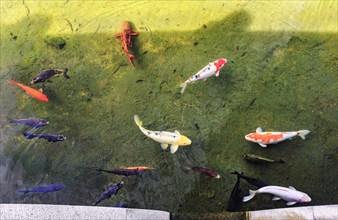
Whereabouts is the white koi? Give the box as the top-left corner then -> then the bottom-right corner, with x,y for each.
245,127 -> 310,147
180,58 -> 227,94
243,185 -> 311,206
134,115 -> 191,153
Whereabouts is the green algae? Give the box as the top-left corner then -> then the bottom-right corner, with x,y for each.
1,1 -> 337,216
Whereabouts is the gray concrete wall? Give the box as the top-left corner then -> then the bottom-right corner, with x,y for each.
247,205 -> 338,220
0,204 -> 170,220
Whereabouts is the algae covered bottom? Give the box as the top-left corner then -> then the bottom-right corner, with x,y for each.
1,0 -> 337,215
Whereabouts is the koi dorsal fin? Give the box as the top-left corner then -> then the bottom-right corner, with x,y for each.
289,186 -> 296,191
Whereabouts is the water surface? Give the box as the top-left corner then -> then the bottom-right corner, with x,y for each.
1,0 -> 337,215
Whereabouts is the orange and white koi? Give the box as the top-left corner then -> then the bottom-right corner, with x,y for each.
8,80 -> 48,102
180,58 -> 227,94
245,127 -> 310,147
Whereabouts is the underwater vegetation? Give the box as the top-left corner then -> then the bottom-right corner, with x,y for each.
1,2 -> 337,216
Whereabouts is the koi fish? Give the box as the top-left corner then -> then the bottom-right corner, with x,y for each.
243,154 -> 285,164
226,173 -> 242,212
8,117 -> 49,128
31,68 -> 69,84
245,127 -> 310,147
19,183 -> 64,194
23,132 -> 66,142
93,181 -> 124,206
134,115 -> 191,154
181,166 -> 220,179
123,166 -> 153,171
115,21 -> 138,67
179,58 -> 227,94
230,171 -> 268,189
96,168 -> 140,177
243,185 -> 311,206
114,202 -> 128,208
8,80 -> 49,102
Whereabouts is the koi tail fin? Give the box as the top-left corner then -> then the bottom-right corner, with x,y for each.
230,170 -> 243,177
134,115 -> 143,127
18,190 -> 29,194
277,159 -> 285,163
243,189 -> 257,202
297,130 -> 310,140
63,68 -> 70,79
8,80 -> 18,86
180,82 -> 188,94
128,53 -> 135,60
127,54 -> 136,67
7,117 -> 16,124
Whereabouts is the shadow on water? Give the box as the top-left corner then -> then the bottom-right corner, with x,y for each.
0,9 -> 337,214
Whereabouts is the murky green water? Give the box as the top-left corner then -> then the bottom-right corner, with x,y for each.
1,1 -> 337,216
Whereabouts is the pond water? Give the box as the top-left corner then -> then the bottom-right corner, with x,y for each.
1,1 -> 337,216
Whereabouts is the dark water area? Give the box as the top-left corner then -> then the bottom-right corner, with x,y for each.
1,9 -> 337,216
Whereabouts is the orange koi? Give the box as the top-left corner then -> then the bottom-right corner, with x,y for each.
115,21 -> 138,67
8,80 -> 49,102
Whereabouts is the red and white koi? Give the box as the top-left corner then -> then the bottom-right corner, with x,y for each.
245,127 -> 310,147
179,58 -> 227,94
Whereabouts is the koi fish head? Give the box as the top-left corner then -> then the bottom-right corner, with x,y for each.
298,193 -> 311,203
56,135 -> 66,141
122,21 -> 131,32
40,95 -> 49,102
245,133 -> 257,142
177,135 -> 192,146
217,58 -> 227,66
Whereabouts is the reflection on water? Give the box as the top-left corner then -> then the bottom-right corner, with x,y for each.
0,1 -> 337,215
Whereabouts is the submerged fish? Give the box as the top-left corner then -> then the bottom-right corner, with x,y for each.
23,132 -> 66,142
180,58 -> 227,94
123,166 -> 153,171
245,127 -> 310,147
8,80 -> 49,102
181,166 -> 220,179
96,168 -> 140,176
8,117 -> 49,128
226,173 -> 242,212
243,185 -> 311,206
134,114 -> 191,154
230,171 -> 268,189
31,68 -> 70,84
19,183 -> 64,194
93,181 -> 124,206
114,202 -> 128,208
243,154 -> 285,164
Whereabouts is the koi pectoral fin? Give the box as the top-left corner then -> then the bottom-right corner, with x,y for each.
286,201 -> 297,206
259,143 -> 267,147
161,144 -> 169,150
170,145 -> 179,154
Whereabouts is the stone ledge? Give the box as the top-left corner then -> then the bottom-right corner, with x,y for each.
0,204 -> 170,220
246,205 -> 338,220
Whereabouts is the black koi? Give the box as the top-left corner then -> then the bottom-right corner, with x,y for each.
23,132 -> 66,142
230,171 -> 268,189
31,68 -> 69,84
